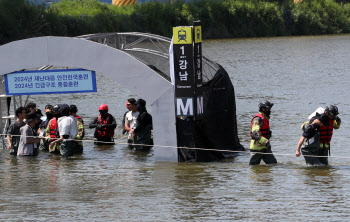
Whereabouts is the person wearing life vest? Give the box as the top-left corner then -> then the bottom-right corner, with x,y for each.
300,105 -> 341,165
45,104 -> 61,153
69,104 -> 85,153
89,104 -> 117,144
319,105 -> 341,165
249,100 -> 277,165
296,113 -> 331,165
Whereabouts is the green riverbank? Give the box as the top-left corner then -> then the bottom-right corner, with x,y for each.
1,0 -> 350,45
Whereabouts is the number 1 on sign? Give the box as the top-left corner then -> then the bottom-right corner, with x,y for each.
180,46 -> 185,55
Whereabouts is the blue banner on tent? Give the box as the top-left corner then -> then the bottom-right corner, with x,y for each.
5,69 -> 97,95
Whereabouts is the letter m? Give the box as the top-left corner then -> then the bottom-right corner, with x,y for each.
177,98 -> 193,116
197,96 -> 203,115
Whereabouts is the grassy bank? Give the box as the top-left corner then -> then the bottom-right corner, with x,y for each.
1,0 -> 350,45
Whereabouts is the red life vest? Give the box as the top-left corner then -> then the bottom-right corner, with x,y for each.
49,117 -> 58,140
96,114 -> 114,139
320,119 -> 334,144
251,113 -> 269,138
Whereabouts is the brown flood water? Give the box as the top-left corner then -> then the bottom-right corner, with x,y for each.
1,34 -> 350,221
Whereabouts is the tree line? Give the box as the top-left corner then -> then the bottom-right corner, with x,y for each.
1,0 -> 350,45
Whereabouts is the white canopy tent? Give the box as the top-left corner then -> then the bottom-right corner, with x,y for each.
0,36 -> 178,161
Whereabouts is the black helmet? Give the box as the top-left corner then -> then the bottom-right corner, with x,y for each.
52,104 -> 60,112
59,104 -> 70,112
259,100 -> 274,110
70,104 -> 78,113
325,105 -> 339,116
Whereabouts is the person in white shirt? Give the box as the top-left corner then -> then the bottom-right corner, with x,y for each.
125,99 -> 139,147
49,104 -> 78,157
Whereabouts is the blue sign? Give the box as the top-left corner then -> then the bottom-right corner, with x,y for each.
5,69 -> 97,95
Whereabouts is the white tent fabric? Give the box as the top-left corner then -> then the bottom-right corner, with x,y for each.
0,36 -> 178,161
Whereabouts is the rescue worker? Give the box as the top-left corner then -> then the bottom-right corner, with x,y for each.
296,113 -> 330,165
6,106 -> 27,155
89,104 -> 117,144
132,99 -> 153,151
69,104 -> 84,153
299,105 -> 341,165
249,100 -> 277,165
46,104 -> 61,153
49,104 -> 78,157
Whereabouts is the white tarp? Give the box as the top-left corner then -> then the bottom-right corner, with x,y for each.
0,36 -> 178,161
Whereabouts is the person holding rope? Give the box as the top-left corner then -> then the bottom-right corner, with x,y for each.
69,104 -> 85,153
17,111 -> 42,156
89,104 -> 116,145
49,104 -> 78,157
6,106 -> 27,155
249,100 -> 277,165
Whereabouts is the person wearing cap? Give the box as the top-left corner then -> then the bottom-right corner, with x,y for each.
6,106 -> 27,155
296,112 -> 331,165
249,100 -> 277,165
89,104 -> 117,144
49,104 -> 78,157
124,99 -> 139,147
46,104 -> 61,153
69,104 -> 85,153
131,99 -> 153,151
17,111 -> 42,156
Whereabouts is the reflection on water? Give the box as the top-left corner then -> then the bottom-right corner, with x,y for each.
1,34 -> 350,220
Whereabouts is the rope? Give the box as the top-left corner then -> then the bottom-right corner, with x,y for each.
2,133 -> 350,159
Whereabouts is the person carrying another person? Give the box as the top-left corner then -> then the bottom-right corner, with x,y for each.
249,100 -> 277,165
122,98 -> 136,135
49,104 -> 78,157
46,104 -> 61,153
89,104 -> 117,144
298,105 -> 341,165
6,106 -> 27,155
124,99 -> 139,147
69,104 -> 85,153
296,112 -> 331,165
17,111 -> 42,156
131,99 -> 153,151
